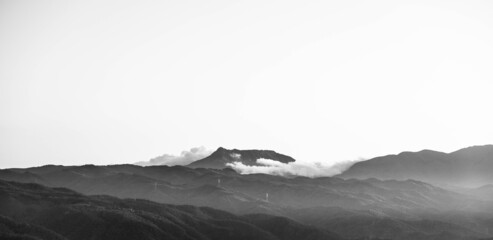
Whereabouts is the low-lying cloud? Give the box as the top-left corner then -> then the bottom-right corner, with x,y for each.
226,158 -> 360,177
136,146 -> 212,166
230,153 -> 241,160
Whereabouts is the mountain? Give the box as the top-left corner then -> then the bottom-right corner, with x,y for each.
3,163 -> 493,239
187,147 -> 296,169
338,145 -> 493,188
0,180 -> 341,240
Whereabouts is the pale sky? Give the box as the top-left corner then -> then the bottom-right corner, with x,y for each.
1,0 -> 493,168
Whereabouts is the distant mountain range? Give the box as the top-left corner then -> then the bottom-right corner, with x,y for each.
338,145 -> 493,187
173,145 -> 493,188
0,180 -> 340,240
1,145 -> 493,240
2,159 -> 493,239
187,147 -> 296,169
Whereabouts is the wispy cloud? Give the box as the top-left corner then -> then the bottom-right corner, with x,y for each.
136,146 -> 212,166
226,158 -> 360,177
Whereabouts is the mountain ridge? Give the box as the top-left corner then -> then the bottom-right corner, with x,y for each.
0,179 -> 341,240
187,147 -> 296,169
338,145 -> 493,187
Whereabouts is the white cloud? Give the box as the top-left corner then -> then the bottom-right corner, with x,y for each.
226,158 -> 359,178
136,146 -> 212,166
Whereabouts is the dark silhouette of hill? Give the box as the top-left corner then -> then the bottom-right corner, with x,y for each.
0,215 -> 67,240
3,162 -> 493,239
0,180 -> 340,240
187,147 -> 295,169
285,207 -> 489,240
338,145 -> 493,187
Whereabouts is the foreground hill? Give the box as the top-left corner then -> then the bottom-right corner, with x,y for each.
3,163 -> 493,239
0,214 -> 66,240
187,147 -> 296,169
0,180 -> 340,240
338,145 -> 493,188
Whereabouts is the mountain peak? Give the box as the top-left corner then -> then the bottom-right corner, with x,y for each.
210,147 -> 229,155
187,147 -> 296,169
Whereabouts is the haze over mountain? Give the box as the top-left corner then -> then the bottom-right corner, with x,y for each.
138,147 -> 354,178
338,145 -> 493,188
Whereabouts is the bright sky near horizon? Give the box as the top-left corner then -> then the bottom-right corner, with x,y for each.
1,0 -> 493,168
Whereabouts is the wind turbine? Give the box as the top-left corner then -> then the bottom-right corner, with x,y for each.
152,182 -> 167,192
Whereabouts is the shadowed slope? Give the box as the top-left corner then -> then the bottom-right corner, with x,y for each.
0,180 -> 340,240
